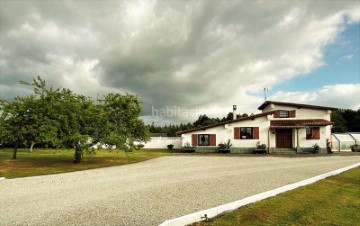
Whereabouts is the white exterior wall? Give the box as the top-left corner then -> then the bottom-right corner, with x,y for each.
231,116 -> 270,147
263,105 -> 331,121
265,105 -> 332,149
182,116 -> 270,148
293,127 -> 329,149
138,137 -> 182,149
182,126 -> 228,147
262,103 -> 275,112
181,103 -> 333,150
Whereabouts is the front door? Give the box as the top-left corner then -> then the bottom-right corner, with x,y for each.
276,129 -> 293,148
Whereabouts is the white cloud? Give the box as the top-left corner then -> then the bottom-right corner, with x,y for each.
0,0 -> 359,123
340,54 -> 354,61
270,84 -> 360,110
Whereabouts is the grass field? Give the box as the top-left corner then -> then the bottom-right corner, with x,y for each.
0,148 -> 175,179
193,167 -> 360,226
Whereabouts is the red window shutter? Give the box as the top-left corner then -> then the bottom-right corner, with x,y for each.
209,134 -> 216,146
253,127 -> 259,139
274,111 -> 280,118
192,134 -> 198,146
234,127 -> 240,139
289,110 -> 296,118
312,127 -> 320,139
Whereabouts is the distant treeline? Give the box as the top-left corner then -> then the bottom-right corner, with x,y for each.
148,109 -> 360,136
148,112 -> 249,137
331,109 -> 360,132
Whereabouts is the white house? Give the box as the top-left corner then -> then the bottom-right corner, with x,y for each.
178,101 -> 337,154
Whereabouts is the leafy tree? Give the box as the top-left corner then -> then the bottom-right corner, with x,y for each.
1,77 -> 150,163
342,109 -> 360,132
147,123 -> 185,136
221,112 -> 242,121
241,113 -> 249,117
331,109 -> 360,132
0,97 -> 28,159
193,114 -> 220,127
331,110 -> 347,132
100,93 -> 150,152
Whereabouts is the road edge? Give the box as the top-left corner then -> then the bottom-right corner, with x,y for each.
159,162 -> 360,226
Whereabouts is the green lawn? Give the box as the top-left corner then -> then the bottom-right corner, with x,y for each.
193,167 -> 360,226
0,148 -> 175,179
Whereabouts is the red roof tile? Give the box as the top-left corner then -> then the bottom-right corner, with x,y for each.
258,101 -> 337,111
270,119 -> 333,128
177,111 -> 276,135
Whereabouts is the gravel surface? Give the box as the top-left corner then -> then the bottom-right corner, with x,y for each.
1,155 -> 359,226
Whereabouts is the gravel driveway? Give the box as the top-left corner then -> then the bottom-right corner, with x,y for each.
1,155 -> 359,226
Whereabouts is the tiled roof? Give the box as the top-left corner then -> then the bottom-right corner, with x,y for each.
258,101 -> 337,111
270,119 -> 333,128
177,111 -> 276,135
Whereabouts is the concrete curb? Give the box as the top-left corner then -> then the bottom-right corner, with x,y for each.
159,162 -> 360,226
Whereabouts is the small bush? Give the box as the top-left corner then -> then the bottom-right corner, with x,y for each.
351,144 -> 360,152
167,144 -> 174,150
312,143 -> 320,153
218,140 -> 232,149
256,141 -> 266,149
183,142 -> 191,148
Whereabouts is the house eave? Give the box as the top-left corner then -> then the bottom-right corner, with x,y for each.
270,119 -> 333,129
258,101 -> 338,111
177,111 -> 275,135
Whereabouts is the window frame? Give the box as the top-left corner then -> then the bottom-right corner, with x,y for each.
240,127 -> 253,139
306,127 -> 320,140
279,110 -> 290,118
198,134 -> 210,146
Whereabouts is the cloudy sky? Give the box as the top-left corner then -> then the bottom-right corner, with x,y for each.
1,0 -> 359,124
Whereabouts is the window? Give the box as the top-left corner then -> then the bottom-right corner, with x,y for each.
240,127 -> 253,139
279,110 -> 289,118
198,134 -> 210,146
235,127 -> 259,139
192,134 -> 216,146
306,127 -> 320,139
274,110 -> 296,118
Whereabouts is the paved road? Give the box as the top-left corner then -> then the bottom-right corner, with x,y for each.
1,155 -> 359,226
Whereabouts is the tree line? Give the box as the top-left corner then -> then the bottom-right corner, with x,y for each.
148,112 -> 250,136
331,109 -> 360,132
148,109 -> 360,136
0,77 -> 150,162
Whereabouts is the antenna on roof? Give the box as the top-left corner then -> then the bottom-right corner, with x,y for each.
264,88 -> 268,100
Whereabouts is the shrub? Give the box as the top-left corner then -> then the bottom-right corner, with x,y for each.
167,144 -> 174,150
312,143 -> 320,153
256,141 -> 267,149
218,139 -> 232,149
351,144 -> 360,152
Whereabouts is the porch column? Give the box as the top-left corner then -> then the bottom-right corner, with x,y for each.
296,128 -> 300,153
267,129 -> 270,154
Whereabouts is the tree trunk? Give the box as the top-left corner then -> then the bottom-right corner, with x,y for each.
12,143 -> 18,159
73,146 -> 82,163
29,141 -> 36,153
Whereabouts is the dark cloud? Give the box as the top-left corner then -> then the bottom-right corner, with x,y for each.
1,0 -> 359,123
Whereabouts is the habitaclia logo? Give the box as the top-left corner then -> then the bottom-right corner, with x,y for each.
152,106 -> 201,118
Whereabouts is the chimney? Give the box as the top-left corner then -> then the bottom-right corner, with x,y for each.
233,105 -> 237,120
